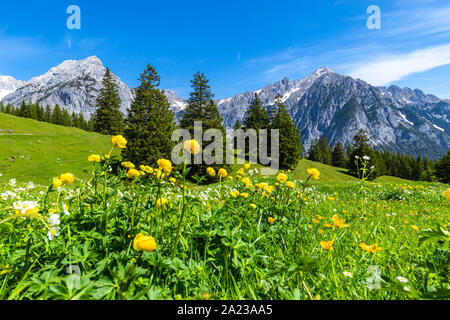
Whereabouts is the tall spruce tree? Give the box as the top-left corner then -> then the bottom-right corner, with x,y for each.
62,109 -> 71,127
332,141 -> 347,168
51,105 -> 63,125
348,129 -> 377,178
308,139 -> 322,162
123,64 -> 177,166
180,72 -> 228,178
435,151 -> 450,183
318,135 -> 332,165
233,119 -> 242,151
242,93 -> 270,163
93,68 -> 124,135
271,95 -> 302,169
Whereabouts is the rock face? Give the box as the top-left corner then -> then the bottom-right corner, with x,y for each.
1,58 -> 448,159
1,56 -> 134,118
0,76 -> 26,100
215,67 -> 449,159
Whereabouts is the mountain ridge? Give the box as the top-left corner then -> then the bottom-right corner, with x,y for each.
1,57 -> 448,159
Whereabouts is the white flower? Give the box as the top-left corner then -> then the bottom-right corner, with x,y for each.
63,204 -> 70,216
343,271 -> 353,278
370,166 -> 375,170
363,156 -> 370,161
47,227 -> 60,241
13,201 -> 39,214
48,214 -> 60,226
397,276 -> 408,283
9,179 -> 16,186
355,156 -> 360,159
1,193 -> 8,201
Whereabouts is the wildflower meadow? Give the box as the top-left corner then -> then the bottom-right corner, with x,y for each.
0,135 -> 448,300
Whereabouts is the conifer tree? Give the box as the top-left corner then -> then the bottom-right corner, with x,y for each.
332,141 -> 347,168
242,94 -> 270,163
93,68 -> 124,135
123,64 -> 177,166
62,109 -> 71,127
270,95 -> 302,169
71,112 -> 79,128
435,150 -> 450,183
19,100 -> 31,118
308,139 -> 322,162
5,104 -> 11,114
180,72 -> 228,177
43,106 -> 51,122
348,129 -> 377,178
51,105 -> 63,125
318,135 -> 332,165
79,113 -> 87,130
233,119 -> 242,151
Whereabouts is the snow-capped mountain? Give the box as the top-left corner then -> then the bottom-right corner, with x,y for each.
0,76 -> 26,101
1,57 -> 448,159
215,67 -> 449,159
1,56 -> 134,118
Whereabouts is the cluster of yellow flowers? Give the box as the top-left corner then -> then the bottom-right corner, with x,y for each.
359,243 -> 382,253
52,173 -> 75,188
229,190 -> 249,198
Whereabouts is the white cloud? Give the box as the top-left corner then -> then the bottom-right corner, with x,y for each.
348,44 -> 450,86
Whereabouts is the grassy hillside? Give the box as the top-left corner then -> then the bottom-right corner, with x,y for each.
0,113 -> 415,185
0,113 -> 114,185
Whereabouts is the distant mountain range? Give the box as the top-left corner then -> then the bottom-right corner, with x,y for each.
1,56 -> 448,159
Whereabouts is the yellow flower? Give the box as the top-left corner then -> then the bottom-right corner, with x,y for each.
277,172 -> 288,182
320,240 -> 334,251
360,243 -> 382,253
264,185 -> 275,195
250,204 -> 257,209
155,169 -> 165,180
206,167 -> 216,177
140,165 -> 154,174
323,223 -> 332,228
240,192 -> 249,199
268,217 -> 276,224
332,215 -> 349,229
308,225 -> 313,229
170,177 -> 177,184
444,189 -> 450,201
286,181 -> 296,189
411,225 -> 419,231
241,177 -> 251,186
307,168 -> 320,180
230,190 -> 240,198
126,169 -> 141,179
184,139 -> 201,155
52,177 -> 63,188
133,233 -> 157,253
156,197 -> 168,208
244,163 -> 251,170
218,168 -> 228,179
60,173 -> 75,184
157,159 -> 173,174
121,161 -> 135,169
88,154 -> 101,163
112,135 -> 127,149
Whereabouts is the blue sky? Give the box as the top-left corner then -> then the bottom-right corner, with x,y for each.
0,0 -> 450,99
